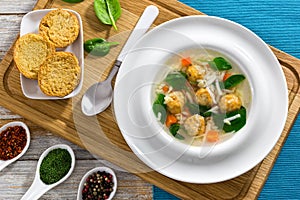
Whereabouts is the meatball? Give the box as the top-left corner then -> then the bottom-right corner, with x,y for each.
195,88 -> 213,107
184,114 -> 206,136
164,91 -> 185,114
186,65 -> 206,82
219,94 -> 242,113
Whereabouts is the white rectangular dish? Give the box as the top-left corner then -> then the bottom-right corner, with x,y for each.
19,8 -> 84,100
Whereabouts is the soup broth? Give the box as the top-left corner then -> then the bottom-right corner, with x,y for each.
152,49 -> 251,146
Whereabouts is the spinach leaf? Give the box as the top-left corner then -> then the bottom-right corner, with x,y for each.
185,103 -> 211,117
185,103 -> 199,115
208,61 -> 217,70
212,112 -> 226,129
212,106 -> 247,133
84,38 -> 119,56
224,74 -> 246,89
179,71 -> 188,79
154,93 -> 166,106
199,105 -> 212,117
152,104 -> 167,124
153,94 -> 167,124
165,72 -> 188,90
94,0 -> 122,30
169,123 -> 185,140
209,57 -> 232,71
175,133 -> 185,140
223,106 -> 246,132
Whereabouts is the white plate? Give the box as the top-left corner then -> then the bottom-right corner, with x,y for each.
19,9 -> 84,99
113,16 -> 288,183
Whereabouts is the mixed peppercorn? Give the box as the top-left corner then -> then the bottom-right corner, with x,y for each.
82,171 -> 114,200
0,126 -> 27,160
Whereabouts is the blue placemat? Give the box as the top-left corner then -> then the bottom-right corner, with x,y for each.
153,0 -> 300,199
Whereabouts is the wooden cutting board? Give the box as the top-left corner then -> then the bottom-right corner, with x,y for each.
0,0 -> 299,199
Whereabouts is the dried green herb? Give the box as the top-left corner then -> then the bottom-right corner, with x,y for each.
39,148 -> 72,185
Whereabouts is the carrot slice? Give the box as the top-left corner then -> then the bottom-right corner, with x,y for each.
223,72 -> 231,81
206,130 -> 219,143
162,85 -> 169,93
181,57 -> 192,67
166,114 -> 178,127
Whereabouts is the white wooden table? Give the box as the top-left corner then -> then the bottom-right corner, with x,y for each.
0,1 -> 152,199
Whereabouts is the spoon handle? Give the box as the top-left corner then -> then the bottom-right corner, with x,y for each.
107,60 -> 122,82
0,160 -> 10,171
117,5 -> 159,62
21,177 -> 48,200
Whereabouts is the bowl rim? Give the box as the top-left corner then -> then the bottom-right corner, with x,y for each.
113,15 -> 288,183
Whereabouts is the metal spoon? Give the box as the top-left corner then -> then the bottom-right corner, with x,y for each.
81,5 -> 159,116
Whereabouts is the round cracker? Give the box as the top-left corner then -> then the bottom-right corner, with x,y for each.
38,52 -> 80,97
39,9 -> 80,48
14,33 -> 55,79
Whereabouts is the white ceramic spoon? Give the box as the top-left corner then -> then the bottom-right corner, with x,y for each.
81,5 -> 159,116
0,121 -> 30,171
21,144 -> 75,200
77,166 -> 117,200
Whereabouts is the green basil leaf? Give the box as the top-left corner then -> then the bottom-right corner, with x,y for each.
169,123 -> 185,140
212,57 -> 232,71
224,74 -> 246,89
94,0 -> 122,30
165,72 -> 188,90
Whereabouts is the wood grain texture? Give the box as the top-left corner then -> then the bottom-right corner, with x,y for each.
0,0 -> 153,199
0,15 -> 23,60
0,0 -> 37,13
0,0 -> 299,199
0,116 -> 153,200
